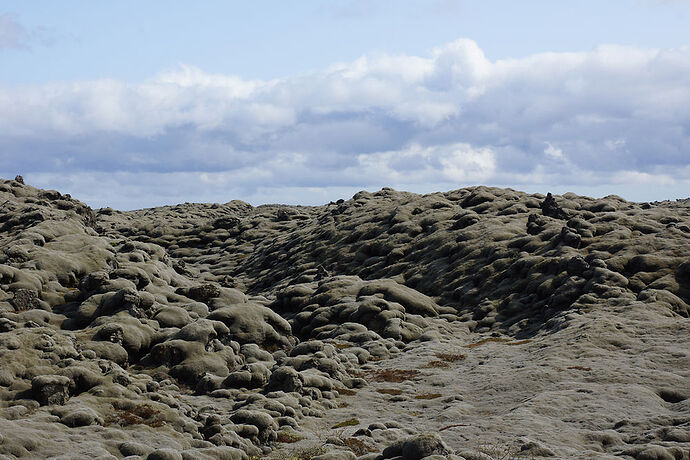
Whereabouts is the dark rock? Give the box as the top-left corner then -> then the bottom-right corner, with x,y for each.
527,213 -> 548,235
59,407 -> 102,427
80,271 -> 109,292
400,433 -> 450,460
200,415 -> 223,440
213,216 -> 241,229
315,264 -> 330,280
312,451 -> 356,460
560,227 -> 582,248
634,445 -> 674,460
0,318 -> 17,332
541,193 -> 569,219
265,366 -> 303,393
180,284 -> 221,302
32,375 -> 71,405
11,289 -> 40,311
119,442 -> 153,457
567,256 -> 589,276
147,449 -> 184,460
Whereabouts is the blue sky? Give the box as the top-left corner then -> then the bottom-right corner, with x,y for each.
1,1 -> 689,209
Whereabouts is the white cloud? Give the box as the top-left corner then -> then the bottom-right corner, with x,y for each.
604,138 -> 626,150
612,170 -> 676,185
426,38 -> 491,92
438,145 -> 495,181
543,142 -> 564,159
354,143 -> 495,184
2,38 -> 690,208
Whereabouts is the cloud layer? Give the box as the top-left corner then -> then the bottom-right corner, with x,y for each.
2,38 -> 689,208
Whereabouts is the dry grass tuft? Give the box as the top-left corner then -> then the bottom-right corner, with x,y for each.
473,441 -> 540,459
263,343 -> 283,352
327,432 -> 378,456
435,352 -> 467,361
335,387 -> 357,396
276,431 -> 304,443
342,437 -> 377,455
296,447 -> 328,460
267,446 -> 328,460
377,388 -> 403,395
465,337 -> 512,348
331,418 -> 360,429
105,403 -> 163,428
567,366 -> 591,371
423,360 -> 450,369
439,423 -> 469,432
465,338 -> 532,348
367,368 -> 420,383
414,393 -> 442,400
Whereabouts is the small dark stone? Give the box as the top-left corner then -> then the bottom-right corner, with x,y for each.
119,442 -> 152,457
40,190 -> 61,200
147,449 -> 183,460
213,216 -> 240,229
80,271 -> 109,292
353,428 -> 372,437
312,451 -> 356,460
119,242 -> 136,253
265,366 -> 303,393
173,260 -> 192,276
400,433 -> 450,460
567,256 -> 589,276
331,204 -> 347,215
588,257 -> 607,269
527,213 -> 548,235
657,388 -> 687,403
177,284 -> 221,302
60,408 -> 101,427
560,227 -> 582,248
0,318 -> 17,332
315,265 -> 330,280
201,415 -> 223,440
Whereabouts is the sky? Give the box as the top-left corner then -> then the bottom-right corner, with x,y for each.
1,0 -> 689,209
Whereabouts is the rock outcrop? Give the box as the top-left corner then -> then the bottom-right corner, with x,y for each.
0,178 -> 688,459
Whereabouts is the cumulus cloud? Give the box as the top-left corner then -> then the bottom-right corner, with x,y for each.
355,143 -> 495,184
2,38 -> 690,208
544,143 -> 564,160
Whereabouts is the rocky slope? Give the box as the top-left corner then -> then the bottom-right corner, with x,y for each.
0,176 -> 688,460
